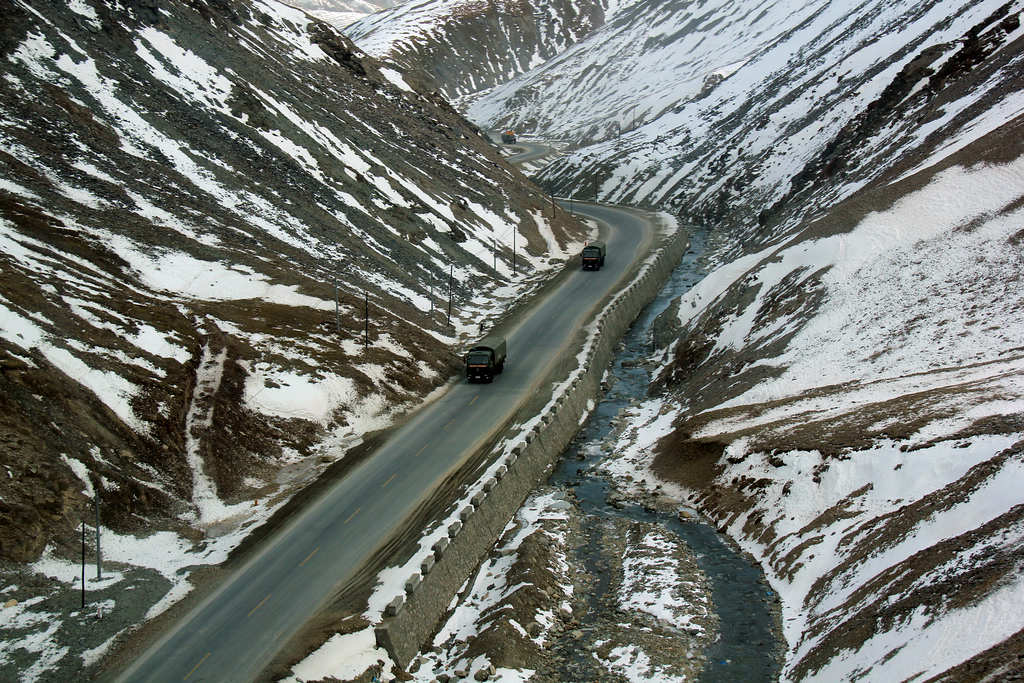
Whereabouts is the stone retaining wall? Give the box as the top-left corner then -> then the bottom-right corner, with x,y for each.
376,217 -> 689,669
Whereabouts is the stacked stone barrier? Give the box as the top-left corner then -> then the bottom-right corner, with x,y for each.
376,218 -> 690,669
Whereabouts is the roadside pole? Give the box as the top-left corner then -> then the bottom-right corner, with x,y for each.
95,496 -> 101,579
80,522 -> 86,609
334,278 -> 340,335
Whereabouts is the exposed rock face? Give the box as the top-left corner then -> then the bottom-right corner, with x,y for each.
0,0 -> 584,562
346,0 -> 612,100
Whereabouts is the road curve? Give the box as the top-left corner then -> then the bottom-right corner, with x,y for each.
503,139 -> 552,166
115,200 -> 661,683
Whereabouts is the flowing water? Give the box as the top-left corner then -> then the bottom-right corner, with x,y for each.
547,228 -> 783,681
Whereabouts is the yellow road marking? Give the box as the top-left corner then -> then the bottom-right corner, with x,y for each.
382,473 -> 396,488
469,394 -> 479,406
444,417 -> 456,430
183,652 -> 210,681
299,546 -> 319,567
414,444 -> 428,458
247,593 -> 271,618
345,507 -> 361,524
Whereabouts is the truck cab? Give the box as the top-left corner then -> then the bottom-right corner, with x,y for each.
501,129 -> 517,144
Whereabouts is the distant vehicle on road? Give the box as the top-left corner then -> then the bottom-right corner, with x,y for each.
501,129 -> 517,144
465,335 -> 507,383
581,241 -> 606,270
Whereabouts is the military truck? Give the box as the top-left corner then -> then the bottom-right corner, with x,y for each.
465,335 -> 507,383
581,241 -> 606,270
501,129 -> 517,144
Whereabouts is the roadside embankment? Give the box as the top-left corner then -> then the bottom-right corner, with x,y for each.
375,208 -> 690,668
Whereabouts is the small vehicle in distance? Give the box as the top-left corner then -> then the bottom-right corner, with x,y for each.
501,129 -> 517,144
581,241 -> 606,271
465,335 -> 507,383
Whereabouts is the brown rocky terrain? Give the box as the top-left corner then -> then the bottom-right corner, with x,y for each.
0,0 -> 585,567
0,1 -> 593,677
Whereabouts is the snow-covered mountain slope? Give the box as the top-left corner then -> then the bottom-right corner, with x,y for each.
307,10 -> 371,29
605,119 -> 1024,680
299,0 -> 400,29
287,0 -> 398,13
474,0 -> 1023,249
0,0 -> 584,571
345,0 -> 621,100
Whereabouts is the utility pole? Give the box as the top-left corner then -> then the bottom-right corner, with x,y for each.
364,291 -> 369,351
334,278 -> 340,335
493,237 -> 496,272
447,265 -> 453,326
94,496 -> 101,580
551,195 -> 556,217
512,230 -> 516,277
80,522 -> 86,609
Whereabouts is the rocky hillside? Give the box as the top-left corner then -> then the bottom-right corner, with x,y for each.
0,0 -> 584,570
345,0 -> 619,100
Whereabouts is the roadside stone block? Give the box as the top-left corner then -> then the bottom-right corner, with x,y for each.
432,537 -> 448,559
459,505 -> 474,522
405,573 -> 421,595
384,595 -> 404,617
448,520 -> 462,537
421,555 -> 435,576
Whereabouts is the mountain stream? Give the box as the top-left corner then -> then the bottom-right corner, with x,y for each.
543,228 -> 783,681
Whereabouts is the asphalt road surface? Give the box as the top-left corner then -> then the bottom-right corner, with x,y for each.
116,202 -> 659,683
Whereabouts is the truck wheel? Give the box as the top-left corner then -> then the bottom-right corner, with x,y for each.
497,360 -> 505,373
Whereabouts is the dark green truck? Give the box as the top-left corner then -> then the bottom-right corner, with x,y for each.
465,335 -> 507,383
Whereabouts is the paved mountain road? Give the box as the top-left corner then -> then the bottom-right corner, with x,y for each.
116,195 -> 660,681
